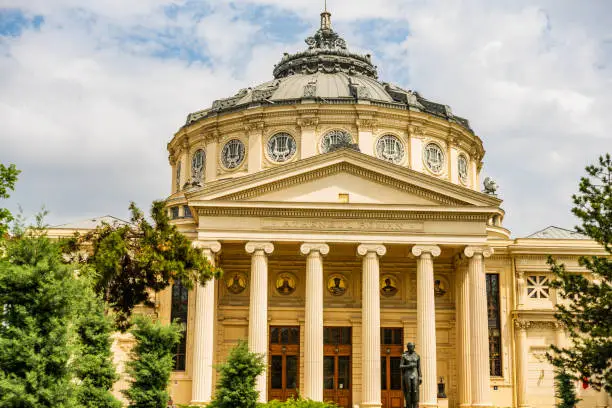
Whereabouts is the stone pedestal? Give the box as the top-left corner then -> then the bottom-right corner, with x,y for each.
301,243 -> 329,401
191,241 -> 221,405
246,241 -> 274,403
358,244 -> 386,408
413,245 -> 441,408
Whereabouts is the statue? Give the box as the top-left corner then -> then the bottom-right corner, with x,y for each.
400,342 -> 421,408
483,177 -> 498,196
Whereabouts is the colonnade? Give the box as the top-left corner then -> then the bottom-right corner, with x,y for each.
189,241 -> 494,408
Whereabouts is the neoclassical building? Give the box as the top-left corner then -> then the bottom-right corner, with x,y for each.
128,9 -> 608,408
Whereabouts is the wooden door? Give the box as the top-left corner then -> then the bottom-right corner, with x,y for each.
268,327 -> 299,402
323,327 -> 352,408
381,328 -> 404,408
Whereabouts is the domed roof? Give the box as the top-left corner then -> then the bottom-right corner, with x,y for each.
184,11 -> 472,132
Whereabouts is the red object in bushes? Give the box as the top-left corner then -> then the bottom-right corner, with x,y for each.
582,376 -> 589,389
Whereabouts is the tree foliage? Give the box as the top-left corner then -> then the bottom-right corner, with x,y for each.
0,221 -> 79,407
549,154 -> 612,394
64,200 -> 221,330
555,369 -> 580,408
122,315 -> 182,408
0,163 -> 20,238
73,282 -> 122,408
209,340 -> 266,408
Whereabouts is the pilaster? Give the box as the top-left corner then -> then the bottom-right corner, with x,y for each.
514,320 -> 531,408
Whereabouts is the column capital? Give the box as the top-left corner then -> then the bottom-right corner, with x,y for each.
300,242 -> 330,256
514,319 -> 531,331
192,240 -> 222,254
464,245 -> 494,258
412,245 -> 441,258
357,243 -> 387,257
245,241 -> 274,255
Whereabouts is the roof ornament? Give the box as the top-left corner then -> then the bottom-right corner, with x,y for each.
321,0 -> 332,30
483,177 -> 499,196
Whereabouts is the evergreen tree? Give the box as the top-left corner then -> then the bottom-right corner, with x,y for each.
0,163 -> 19,238
549,154 -> 612,394
64,201 -> 221,330
554,369 -> 580,408
0,220 -> 79,407
122,315 -> 182,408
73,282 -> 122,408
209,340 -> 265,408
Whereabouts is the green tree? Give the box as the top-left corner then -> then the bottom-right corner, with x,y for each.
0,219 -> 79,407
554,369 -> 581,408
73,281 -> 122,408
0,163 -> 20,238
65,201 -> 221,330
209,340 -> 265,408
549,154 -> 612,394
122,315 -> 182,408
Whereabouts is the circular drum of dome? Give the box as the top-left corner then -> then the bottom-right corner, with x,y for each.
376,135 -> 405,164
221,139 -> 246,169
267,133 -> 297,163
320,130 -> 353,153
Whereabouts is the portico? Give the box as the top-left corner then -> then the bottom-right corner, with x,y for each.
172,148 -> 502,408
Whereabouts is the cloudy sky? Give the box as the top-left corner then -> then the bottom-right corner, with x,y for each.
0,0 -> 610,237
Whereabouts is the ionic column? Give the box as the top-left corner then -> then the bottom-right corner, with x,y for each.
357,244 -> 387,408
300,243 -> 329,401
246,241 -> 274,403
455,255 -> 472,408
465,246 -> 494,408
514,320 -> 531,408
412,245 -> 442,408
191,241 -> 221,405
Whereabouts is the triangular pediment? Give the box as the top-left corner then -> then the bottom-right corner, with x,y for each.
186,149 -> 501,208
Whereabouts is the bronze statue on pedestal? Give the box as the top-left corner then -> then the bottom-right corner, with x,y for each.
400,342 -> 421,408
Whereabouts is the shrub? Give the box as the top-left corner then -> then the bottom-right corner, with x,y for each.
260,396 -> 337,407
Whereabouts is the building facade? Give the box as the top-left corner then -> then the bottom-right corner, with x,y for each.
153,10 -> 609,408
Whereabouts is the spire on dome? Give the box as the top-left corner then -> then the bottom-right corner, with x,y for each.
321,0 -> 332,30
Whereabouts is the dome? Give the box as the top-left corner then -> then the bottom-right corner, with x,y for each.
184,12 -> 472,132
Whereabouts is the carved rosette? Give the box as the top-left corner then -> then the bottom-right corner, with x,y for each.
514,320 -> 531,331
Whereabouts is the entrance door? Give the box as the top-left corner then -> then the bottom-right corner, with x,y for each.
323,327 -> 352,408
381,328 -> 404,408
269,327 -> 299,402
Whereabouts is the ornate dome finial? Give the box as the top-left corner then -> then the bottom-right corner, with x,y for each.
321,0 -> 331,30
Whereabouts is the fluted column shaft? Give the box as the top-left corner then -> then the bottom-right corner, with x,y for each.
358,244 -> 387,408
456,258 -> 472,408
413,245 -> 441,408
246,242 -> 274,403
191,241 -> 221,405
301,243 -> 329,401
515,320 -> 530,408
465,246 -> 494,408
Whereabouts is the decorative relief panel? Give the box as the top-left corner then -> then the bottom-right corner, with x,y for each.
261,219 -> 424,233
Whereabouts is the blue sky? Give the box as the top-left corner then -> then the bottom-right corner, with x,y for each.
0,0 -> 611,236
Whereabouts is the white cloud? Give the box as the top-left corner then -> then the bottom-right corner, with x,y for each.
0,0 -> 610,235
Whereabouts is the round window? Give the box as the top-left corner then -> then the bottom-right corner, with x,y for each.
376,135 -> 405,164
267,133 -> 297,162
221,139 -> 245,169
458,154 -> 469,184
320,130 -> 352,153
423,143 -> 445,174
192,149 -> 205,182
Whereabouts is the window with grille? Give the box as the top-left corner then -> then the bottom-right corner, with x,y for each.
486,274 -> 502,377
527,275 -> 550,299
171,280 -> 189,371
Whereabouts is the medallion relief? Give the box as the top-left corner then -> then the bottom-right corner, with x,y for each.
380,274 -> 399,297
275,272 -> 297,296
327,274 -> 348,296
225,272 -> 248,295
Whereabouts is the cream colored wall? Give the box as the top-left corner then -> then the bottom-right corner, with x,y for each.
167,105 -> 485,197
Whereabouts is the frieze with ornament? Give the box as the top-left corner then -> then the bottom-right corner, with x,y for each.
261,218 -> 424,233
